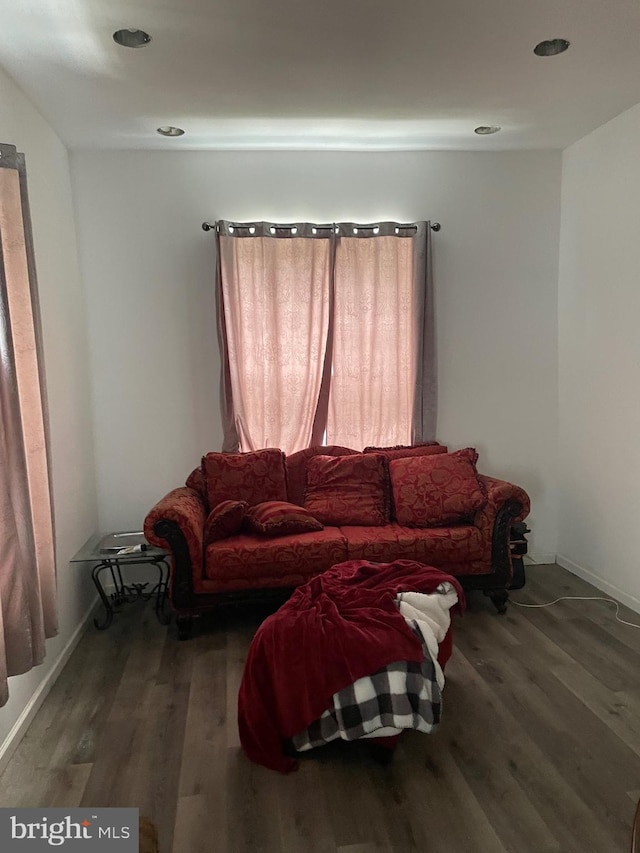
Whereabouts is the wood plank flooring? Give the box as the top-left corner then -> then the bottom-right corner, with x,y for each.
1,564 -> 639,852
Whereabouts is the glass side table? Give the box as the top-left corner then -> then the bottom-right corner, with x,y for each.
71,532 -> 171,630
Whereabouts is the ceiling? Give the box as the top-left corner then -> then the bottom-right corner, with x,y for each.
1,0 -> 640,151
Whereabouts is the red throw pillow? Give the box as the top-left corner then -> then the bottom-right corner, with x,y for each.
389,448 -> 487,527
364,443 -> 449,461
202,448 -> 287,508
245,501 -> 323,536
204,500 -> 248,543
305,453 -> 389,526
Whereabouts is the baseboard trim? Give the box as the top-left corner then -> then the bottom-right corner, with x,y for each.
0,597 -> 97,776
526,552 -> 557,565
556,553 -> 640,617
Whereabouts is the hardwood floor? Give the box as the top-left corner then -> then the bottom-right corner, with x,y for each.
1,564 -> 639,852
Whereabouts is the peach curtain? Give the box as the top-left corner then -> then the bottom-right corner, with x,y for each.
327,224 -> 421,447
0,144 -> 56,708
217,222 -> 334,454
216,220 -> 435,455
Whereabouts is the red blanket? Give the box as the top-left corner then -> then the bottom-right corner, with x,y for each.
237,559 -> 464,772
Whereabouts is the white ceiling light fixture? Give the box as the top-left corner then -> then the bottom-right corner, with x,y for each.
112,29 -> 151,48
157,126 -> 185,137
474,125 -> 501,135
534,39 -> 570,57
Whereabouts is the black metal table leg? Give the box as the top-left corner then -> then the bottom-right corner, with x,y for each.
109,562 -> 120,596
92,561 -> 115,630
154,559 -> 171,625
115,561 -> 126,594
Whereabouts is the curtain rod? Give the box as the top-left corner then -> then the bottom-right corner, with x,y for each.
201,221 -> 441,232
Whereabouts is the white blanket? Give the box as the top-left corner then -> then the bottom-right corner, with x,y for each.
397,581 -> 459,690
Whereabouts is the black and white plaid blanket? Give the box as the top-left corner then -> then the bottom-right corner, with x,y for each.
291,622 -> 441,752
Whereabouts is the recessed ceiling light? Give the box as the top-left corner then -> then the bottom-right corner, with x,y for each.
157,126 -> 185,137
113,28 -> 151,48
474,126 -> 501,135
534,38 -> 570,56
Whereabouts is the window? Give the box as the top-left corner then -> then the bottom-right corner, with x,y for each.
216,220 -> 435,454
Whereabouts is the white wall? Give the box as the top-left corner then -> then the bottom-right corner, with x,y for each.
0,66 -> 98,757
558,103 -> 640,611
71,149 -> 561,560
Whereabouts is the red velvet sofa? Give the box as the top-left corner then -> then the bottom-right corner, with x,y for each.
144,443 -> 530,638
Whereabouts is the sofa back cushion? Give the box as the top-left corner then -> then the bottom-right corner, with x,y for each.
364,443 -> 449,461
186,466 -> 208,508
389,448 -> 487,527
304,453 -> 389,526
204,500 -> 248,543
202,448 -> 287,508
245,501 -> 324,537
286,445 -> 358,506
363,443 -> 449,518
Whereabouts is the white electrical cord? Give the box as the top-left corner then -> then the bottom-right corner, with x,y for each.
510,595 -> 640,629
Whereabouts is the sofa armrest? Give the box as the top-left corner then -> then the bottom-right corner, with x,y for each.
143,487 -> 207,606
472,475 -> 531,592
476,475 -> 530,524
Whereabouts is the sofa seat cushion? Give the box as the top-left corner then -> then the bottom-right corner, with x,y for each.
203,528 -> 348,591
341,523 -> 485,566
305,453 -> 389,526
202,448 -> 287,508
390,448 -> 487,527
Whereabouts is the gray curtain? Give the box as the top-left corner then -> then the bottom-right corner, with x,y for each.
412,223 -> 437,442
